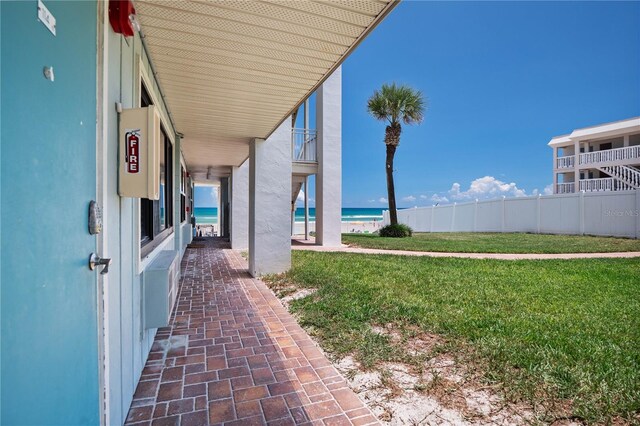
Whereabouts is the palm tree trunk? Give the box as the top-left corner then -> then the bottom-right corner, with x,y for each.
386,144 -> 398,225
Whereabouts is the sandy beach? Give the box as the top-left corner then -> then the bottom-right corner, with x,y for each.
293,220 -> 383,235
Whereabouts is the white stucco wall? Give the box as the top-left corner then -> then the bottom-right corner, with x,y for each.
315,66 -> 342,246
248,120 -> 292,276
231,160 -> 249,250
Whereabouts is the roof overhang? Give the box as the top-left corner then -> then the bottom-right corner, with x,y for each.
548,116 -> 640,147
135,0 -> 399,183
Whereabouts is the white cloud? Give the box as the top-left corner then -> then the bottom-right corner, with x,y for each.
211,186 -> 218,200
378,197 -> 388,203
431,194 -> 449,204
529,184 -> 555,197
419,194 -> 429,200
448,176 -> 526,201
296,190 -> 314,206
401,195 -> 416,202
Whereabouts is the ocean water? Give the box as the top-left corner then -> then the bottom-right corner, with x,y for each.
194,207 -> 218,224
294,207 -> 384,222
193,207 -> 384,224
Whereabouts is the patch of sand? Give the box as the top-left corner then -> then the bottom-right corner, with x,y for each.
271,294 -> 577,425
279,288 -> 317,309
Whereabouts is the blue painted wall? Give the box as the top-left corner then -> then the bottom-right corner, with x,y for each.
1,1 -> 100,424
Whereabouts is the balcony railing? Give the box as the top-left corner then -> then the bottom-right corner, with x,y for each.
556,182 -> 575,194
556,155 -> 575,169
579,145 -> 640,166
292,128 -> 317,163
579,178 -> 614,192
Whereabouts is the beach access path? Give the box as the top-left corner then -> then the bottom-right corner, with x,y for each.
291,238 -> 640,260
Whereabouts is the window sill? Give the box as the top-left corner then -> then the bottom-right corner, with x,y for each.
141,227 -> 174,259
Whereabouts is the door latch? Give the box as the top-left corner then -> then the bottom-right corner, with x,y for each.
89,253 -> 111,275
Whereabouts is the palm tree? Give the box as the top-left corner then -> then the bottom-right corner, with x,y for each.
367,83 -> 426,225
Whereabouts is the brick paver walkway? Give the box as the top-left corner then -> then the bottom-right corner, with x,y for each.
125,238 -> 378,426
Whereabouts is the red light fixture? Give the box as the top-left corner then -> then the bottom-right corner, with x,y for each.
109,0 -> 137,37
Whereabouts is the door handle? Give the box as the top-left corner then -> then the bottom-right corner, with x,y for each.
89,253 -> 111,275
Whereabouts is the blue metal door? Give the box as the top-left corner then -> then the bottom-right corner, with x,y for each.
1,1 -> 101,424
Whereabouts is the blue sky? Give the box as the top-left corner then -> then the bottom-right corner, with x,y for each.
196,1 -> 640,208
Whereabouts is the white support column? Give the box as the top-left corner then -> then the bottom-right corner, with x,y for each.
304,176 -> 309,240
573,139 -> 581,193
173,135 -> 183,252
248,119 -> 292,276
217,185 -> 222,236
304,99 -> 310,130
315,66 -> 342,246
230,159 -> 249,250
552,147 -> 558,194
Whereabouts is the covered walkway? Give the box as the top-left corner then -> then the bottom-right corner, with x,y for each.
125,238 -> 377,426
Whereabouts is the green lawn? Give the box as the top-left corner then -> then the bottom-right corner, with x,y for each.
343,232 -> 640,254
265,251 -> 640,423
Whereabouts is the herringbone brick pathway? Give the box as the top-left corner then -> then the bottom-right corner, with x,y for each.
125,238 -> 378,426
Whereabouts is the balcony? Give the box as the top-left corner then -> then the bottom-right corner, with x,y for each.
579,178 -> 614,192
556,155 -> 575,169
556,182 -> 575,194
292,128 -> 317,163
557,177 -> 637,194
579,145 -> 640,166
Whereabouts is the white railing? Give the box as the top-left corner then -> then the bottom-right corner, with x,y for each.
292,128 -> 317,163
556,182 -> 575,194
579,145 -> 640,165
556,155 -> 575,169
600,165 -> 640,189
579,178 -> 613,192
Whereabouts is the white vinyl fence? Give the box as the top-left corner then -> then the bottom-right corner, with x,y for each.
383,190 -> 640,239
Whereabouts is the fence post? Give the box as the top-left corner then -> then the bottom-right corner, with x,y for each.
430,205 -> 435,233
474,199 -> 478,232
501,196 -> 506,233
537,194 -> 541,234
451,202 -> 456,232
579,190 -> 585,235
634,189 -> 640,239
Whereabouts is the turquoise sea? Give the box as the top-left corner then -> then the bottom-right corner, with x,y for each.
193,207 -> 384,225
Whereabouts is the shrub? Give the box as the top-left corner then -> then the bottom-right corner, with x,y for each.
379,223 -> 413,238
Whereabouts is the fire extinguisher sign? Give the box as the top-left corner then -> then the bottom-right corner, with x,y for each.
125,129 -> 141,174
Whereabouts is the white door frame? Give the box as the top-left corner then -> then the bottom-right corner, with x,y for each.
96,1 -> 111,424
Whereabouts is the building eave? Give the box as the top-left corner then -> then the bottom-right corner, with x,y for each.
134,0 -> 400,183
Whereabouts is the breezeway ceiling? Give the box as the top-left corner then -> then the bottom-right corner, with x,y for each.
135,0 -> 397,183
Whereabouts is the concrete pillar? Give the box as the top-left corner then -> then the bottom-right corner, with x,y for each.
219,177 -> 230,238
304,99 -> 310,129
231,160 -> 249,249
173,135 -> 183,251
248,119 -> 292,276
552,147 -> 558,194
315,66 -> 342,246
217,187 -> 222,236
